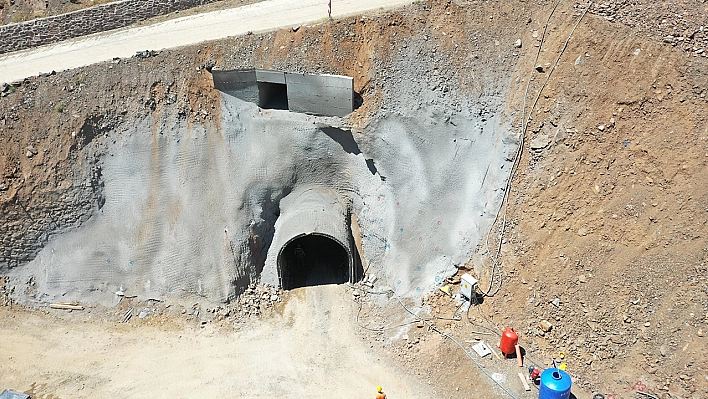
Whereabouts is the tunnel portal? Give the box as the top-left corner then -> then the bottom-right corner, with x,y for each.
279,233 -> 349,290
262,187 -> 362,290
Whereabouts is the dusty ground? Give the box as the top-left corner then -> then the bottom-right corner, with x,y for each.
0,285 -> 443,399
1,1 -> 708,399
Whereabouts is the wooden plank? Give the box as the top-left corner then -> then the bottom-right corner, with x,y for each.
515,344 -> 523,367
518,372 -> 531,391
50,303 -> 84,310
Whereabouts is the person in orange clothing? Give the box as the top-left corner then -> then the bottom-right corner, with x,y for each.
375,386 -> 386,399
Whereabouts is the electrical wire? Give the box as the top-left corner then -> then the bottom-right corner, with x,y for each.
480,0 -> 594,298
349,285 -> 555,397
480,0 -> 563,298
352,297 -> 421,332
346,283 -> 416,332
348,284 -> 464,331
433,300 -> 465,321
468,290 -> 547,370
397,298 -> 523,399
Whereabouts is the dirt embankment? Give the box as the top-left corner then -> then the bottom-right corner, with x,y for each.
485,2 -> 708,398
0,1 -> 707,399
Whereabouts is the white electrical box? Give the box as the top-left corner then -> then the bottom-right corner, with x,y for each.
460,274 -> 478,301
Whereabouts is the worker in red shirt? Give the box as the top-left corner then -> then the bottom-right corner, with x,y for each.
376,386 -> 386,399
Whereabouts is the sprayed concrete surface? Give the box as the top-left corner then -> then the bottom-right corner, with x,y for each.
9,84 -> 515,304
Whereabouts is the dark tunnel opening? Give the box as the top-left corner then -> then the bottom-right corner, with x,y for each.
257,81 -> 289,110
280,234 -> 349,290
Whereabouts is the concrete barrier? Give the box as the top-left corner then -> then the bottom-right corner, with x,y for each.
211,68 -> 259,103
285,73 -> 353,117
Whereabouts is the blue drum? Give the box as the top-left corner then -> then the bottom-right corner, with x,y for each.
539,368 -> 572,399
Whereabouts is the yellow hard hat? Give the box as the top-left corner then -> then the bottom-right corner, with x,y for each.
376,386 -> 383,393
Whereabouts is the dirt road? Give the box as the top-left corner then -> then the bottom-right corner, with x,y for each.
0,0 -> 414,83
0,285 -> 436,398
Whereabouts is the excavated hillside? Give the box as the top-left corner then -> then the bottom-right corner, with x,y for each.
1,1 -> 707,399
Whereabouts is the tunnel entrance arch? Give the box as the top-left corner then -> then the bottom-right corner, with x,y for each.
278,233 -> 349,290
261,187 -> 363,290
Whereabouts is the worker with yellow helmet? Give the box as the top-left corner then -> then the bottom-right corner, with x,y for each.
375,386 -> 386,399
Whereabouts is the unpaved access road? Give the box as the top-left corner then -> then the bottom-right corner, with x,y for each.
0,285 -> 437,398
0,0 -> 414,83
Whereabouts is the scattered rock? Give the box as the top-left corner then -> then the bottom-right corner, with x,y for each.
26,146 -> 38,158
578,274 -> 587,283
135,50 -> 155,58
203,59 -> 216,72
535,65 -> 545,73
539,320 -> 553,332
577,228 -> 588,236
551,298 -> 561,308
514,39 -> 522,48
529,134 -> 550,150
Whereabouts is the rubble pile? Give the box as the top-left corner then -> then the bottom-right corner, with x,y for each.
207,284 -> 281,323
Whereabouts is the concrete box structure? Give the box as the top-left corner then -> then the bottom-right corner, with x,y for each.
285,73 -> 354,117
460,273 -> 478,300
211,68 -> 259,103
212,68 -> 354,117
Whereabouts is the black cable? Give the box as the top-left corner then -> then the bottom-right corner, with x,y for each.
467,290 -> 547,370
352,297 -> 421,332
481,0 -> 595,300
396,298 -> 523,399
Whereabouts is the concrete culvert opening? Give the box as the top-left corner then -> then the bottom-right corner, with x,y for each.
279,233 -> 349,290
257,81 -> 288,110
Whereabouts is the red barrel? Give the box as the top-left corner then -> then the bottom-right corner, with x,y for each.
499,328 -> 519,358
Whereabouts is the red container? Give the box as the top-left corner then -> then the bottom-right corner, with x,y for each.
499,328 -> 519,358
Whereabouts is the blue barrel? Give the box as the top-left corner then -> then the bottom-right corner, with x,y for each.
538,368 -> 572,399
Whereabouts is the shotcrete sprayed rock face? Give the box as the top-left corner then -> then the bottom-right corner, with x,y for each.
8,70 -> 515,306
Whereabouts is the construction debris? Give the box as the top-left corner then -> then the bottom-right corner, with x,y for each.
0,390 -> 30,399
49,302 -> 84,310
518,372 -> 531,391
471,341 -> 492,357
